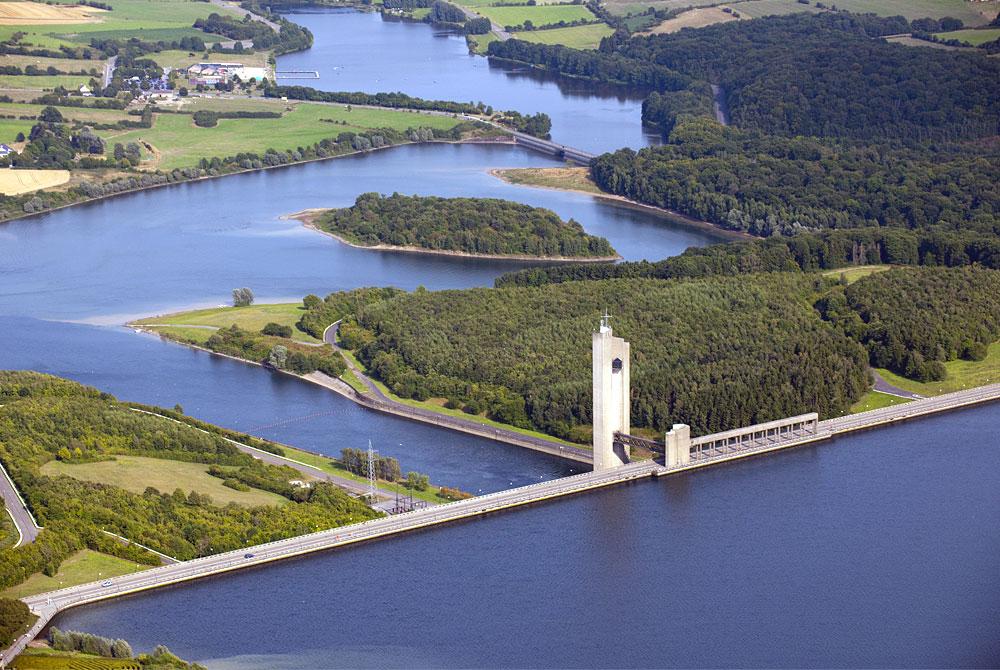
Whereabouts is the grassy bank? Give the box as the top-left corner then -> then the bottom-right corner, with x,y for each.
2,550 -> 151,600
133,303 -> 321,344
848,390 -> 912,414
491,166 -> 604,195
872,342 -> 1000,397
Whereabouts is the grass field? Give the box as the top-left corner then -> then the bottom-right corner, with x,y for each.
0,1 -> 104,25
821,264 -> 890,284
510,22 -> 614,48
885,34 -> 968,50
491,166 -> 604,195
0,169 -> 71,195
871,341 -> 1000,397
849,390 -> 911,414
13,649 -> 142,670
0,54 -> 105,72
727,0 -> 999,24
2,549 -> 151,599
644,6 -> 738,33
467,31 -> 499,54
0,0 -> 241,49
134,303 -> 322,343
0,74 -> 92,90
0,101 -> 130,125
150,49 -> 268,69
41,455 -> 290,507
935,27 -> 1000,45
475,4 -> 596,27
100,102 -> 462,170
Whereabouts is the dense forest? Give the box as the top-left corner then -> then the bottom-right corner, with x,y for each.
491,13 -> 999,238
319,275 -> 870,441
496,226 -> 1000,288
313,193 -> 617,258
818,267 -> 1000,381
618,13 -> 999,142
591,118 -> 999,236
0,372 -> 377,589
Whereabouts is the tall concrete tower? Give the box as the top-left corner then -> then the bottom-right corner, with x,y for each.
592,312 -> 630,470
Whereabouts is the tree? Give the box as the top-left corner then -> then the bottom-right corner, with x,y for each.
39,106 -> 63,123
267,344 -> 288,369
232,287 -> 254,307
0,598 -> 31,647
405,471 -> 429,491
111,638 -> 133,658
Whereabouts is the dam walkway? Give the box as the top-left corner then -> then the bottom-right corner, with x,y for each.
4,383 -> 1000,667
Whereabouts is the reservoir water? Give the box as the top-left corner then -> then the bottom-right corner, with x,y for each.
275,9 -> 661,153
0,7 -> 997,668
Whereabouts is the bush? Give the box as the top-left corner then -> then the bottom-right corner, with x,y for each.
261,322 -> 292,338
0,598 -> 32,647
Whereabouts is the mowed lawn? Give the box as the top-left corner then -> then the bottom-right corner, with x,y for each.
101,103 -> 463,170
511,23 -> 614,48
0,0 -> 241,48
476,4 -> 596,26
134,303 -> 321,343
41,456 -> 290,507
1,549 -> 151,599
874,341 -> 1000,397
0,101 -> 130,125
935,28 -> 1000,45
849,390 -> 911,414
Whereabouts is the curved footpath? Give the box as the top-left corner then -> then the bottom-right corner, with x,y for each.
321,322 -> 593,464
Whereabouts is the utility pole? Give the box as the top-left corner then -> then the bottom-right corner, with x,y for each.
366,439 -> 377,504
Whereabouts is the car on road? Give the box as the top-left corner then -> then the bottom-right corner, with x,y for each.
101,580 -> 112,587
244,553 -> 254,559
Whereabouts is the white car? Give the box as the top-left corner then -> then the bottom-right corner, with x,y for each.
101,580 -> 113,587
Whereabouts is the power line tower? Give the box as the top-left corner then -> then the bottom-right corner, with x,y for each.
366,439 -> 377,504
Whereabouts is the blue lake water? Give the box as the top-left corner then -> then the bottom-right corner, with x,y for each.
0,6 -> 996,668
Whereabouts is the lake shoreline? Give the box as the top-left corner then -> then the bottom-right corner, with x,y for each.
488,167 -> 752,241
287,209 -> 623,263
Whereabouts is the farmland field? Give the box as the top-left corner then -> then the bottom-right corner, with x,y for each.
99,102 -> 464,170
935,27 -> 1000,45
0,74 -> 92,90
475,4 -> 597,27
511,22 -> 614,48
13,649 -> 142,670
0,1 -> 104,25
150,49 -> 269,70
0,102 -> 130,125
643,6 -> 738,33
0,0 -> 240,49
0,169 -> 71,195
728,0 -> 999,24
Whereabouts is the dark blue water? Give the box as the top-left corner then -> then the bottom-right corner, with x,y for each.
52,405 -> 1000,667
276,9 -> 661,153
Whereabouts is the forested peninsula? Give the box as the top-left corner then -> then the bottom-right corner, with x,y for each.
297,193 -> 619,261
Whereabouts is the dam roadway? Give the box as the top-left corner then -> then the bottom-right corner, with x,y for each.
4,383 -> 999,666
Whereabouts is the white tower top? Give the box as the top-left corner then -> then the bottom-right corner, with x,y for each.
599,310 -> 612,334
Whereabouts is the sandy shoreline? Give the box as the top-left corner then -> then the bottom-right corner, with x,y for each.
285,209 -> 623,263
487,168 -> 751,241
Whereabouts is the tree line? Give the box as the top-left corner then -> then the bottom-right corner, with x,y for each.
313,192 -> 616,258
495,226 -> 1000,288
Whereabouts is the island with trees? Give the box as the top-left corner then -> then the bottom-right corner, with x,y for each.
293,193 -> 619,261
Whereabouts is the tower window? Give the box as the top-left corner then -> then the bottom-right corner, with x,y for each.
612,358 -> 623,373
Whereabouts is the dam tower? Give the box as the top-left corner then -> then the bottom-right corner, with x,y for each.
592,312 -> 630,470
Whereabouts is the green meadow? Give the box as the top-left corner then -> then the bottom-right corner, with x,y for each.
511,23 -> 614,48
476,4 -> 597,27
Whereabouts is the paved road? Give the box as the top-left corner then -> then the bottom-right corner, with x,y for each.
102,55 -> 117,89
323,322 -> 593,463
871,370 -> 922,399
0,458 -> 39,547
209,0 -> 281,32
